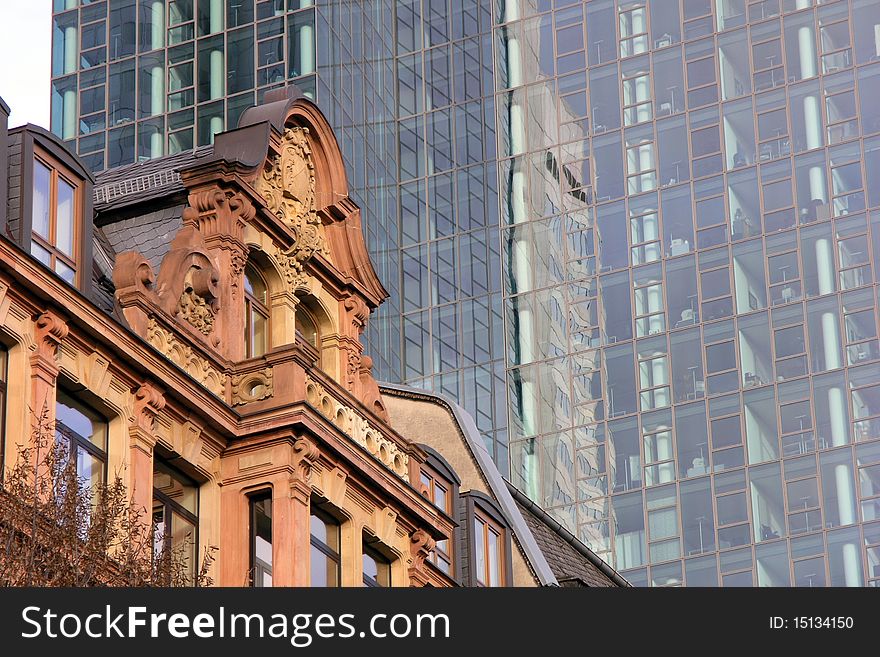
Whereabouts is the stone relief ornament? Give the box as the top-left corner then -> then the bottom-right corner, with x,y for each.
256,127 -> 329,292
304,375 -> 409,478
231,367 -> 274,406
229,250 -> 246,301
177,285 -> 215,336
147,317 -> 226,397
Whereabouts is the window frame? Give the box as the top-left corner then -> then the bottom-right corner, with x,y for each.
362,538 -> 392,587
54,387 -> 108,487
294,304 -> 318,345
417,445 -> 461,580
461,491 -> 511,588
249,489 -> 274,588
244,261 -> 270,358
152,457 -> 200,586
310,503 -> 341,587
30,147 -> 82,285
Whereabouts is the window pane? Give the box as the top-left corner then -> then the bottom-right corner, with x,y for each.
251,311 -> 267,356
56,390 -> 107,450
31,242 -> 51,266
362,551 -> 378,582
75,444 -> 103,490
171,510 -> 197,582
488,527 -> 500,586
32,160 -> 51,239
311,546 -> 334,586
55,260 -> 76,284
252,494 -> 272,587
153,461 -> 198,514
474,516 -> 486,583
310,509 -> 340,587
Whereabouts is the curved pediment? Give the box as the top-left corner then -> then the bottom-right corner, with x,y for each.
240,89 -> 388,308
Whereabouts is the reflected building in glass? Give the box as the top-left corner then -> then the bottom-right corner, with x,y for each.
495,0 -> 880,587
49,0 -> 400,379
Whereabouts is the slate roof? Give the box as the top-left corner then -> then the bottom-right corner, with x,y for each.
508,484 -> 630,587
100,204 -> 184,274
93,146 -> 213,213
91,228 -> 117,313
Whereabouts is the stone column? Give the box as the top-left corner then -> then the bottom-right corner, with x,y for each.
30,311 -> 68,466
289,436 -> 320,587
128,382 -> 165,518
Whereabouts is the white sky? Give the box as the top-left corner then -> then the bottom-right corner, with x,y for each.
0,0 -> 51,129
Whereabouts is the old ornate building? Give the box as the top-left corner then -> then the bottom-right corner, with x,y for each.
0,90 -> 625,587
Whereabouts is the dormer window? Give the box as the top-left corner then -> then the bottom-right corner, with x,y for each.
420,467 -> 453,575
31,151 -> 80,284
462,491 -> 510,587
244,262 -> 269,358
417,446 -> 460,578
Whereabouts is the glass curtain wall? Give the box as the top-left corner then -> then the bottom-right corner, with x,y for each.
498,0 -> 880,587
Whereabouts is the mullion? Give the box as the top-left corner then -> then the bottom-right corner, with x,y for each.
310,536 -> 340,563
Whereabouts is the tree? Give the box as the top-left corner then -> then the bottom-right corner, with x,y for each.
0,406 -> 215,587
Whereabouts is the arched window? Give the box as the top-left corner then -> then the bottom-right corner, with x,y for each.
244,262 -> 269,358
295,305 -> 319,349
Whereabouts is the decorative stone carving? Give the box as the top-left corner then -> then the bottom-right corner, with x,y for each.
75,351 -> 113,399
359,355 -> 389,422
155,226 -> 220,322
345,348 -> 360,392
344,296 -> 369,331
304,375 -> 408,478
178,286 -> 216,336
115,226 -> 222,346
257,127 -> 329,293
131,382 -> 165,435
231,367 -> 274,405
292,435 -> 321,483
409,529 -> 436,573
182,188 -> 254,312
146,317 -> 227,397
184,188 -> 257,235
33,311 -> 69,363
229,249 -> 246,300
315,466 -> 348,508
112,252 -> 158,299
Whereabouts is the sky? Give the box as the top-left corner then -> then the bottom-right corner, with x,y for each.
0,0 -> 51,129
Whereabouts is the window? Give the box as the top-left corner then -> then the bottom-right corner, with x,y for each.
152,460 -> 199,584
310,506 -> 340,587
362,540 -> 391,587
295,305 -> 319,349
420,467 -> 453,574
250,492 -> 273,587
54,390 -> 107,491
473,511 -> 504,586
31,152 -> 80,284
244,262 -> 269,358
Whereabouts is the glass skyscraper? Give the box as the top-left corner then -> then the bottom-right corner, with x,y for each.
52,0 -> 880,587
